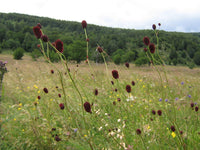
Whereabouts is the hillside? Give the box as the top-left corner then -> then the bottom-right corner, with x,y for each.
0,12 -> 200,66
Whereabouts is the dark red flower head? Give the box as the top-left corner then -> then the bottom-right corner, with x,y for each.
131,81 -> 135,86
84,102 -> 92,113
58,93 -> 61,97
59,103 -> 64,110
37,23 -> 42,29
158,23 -> 161,26
55,39 -> 64,53
33,26 -> 42,39
125,62 -> 129,68
81,20 -> 87,28
111,81 -> 114,85
152,24 -> 156,30
43,88 -> 48,93
37,96 -> 41,99
190,103 -> 194,108
149,43 -> 155,53
170,126 -> 176,132
195,106 -> 199,112
97,46 -> 103,53
152,110 -> 156,115
143,36 -> 150,46
86,38 -> 90,42
41,35 -> 49,42
144,48 -> 148,52
112,70 -> 119,79
55,135 -> 61,142
51,69 -> 54,74
94,89 -> 98,96
126,85 -> 131,93
136,129 -> 141,135
157,110 -> 162,116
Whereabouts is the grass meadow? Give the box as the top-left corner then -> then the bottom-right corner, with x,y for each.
0,53 -> 200,149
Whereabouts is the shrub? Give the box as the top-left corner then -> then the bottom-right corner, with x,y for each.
134,57 -> 148,66
13,47 -> 24,60
31,49 -> 42,61
49,50 -> 60,63
193,51 -> 200,65
113,54 -> 121,65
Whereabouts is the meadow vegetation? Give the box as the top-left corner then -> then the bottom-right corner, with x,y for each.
0,21 -> 200,150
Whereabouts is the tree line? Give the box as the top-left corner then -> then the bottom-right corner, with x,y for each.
0,12 -> 200,67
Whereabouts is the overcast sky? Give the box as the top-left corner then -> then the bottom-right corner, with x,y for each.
1,0 -> 200,32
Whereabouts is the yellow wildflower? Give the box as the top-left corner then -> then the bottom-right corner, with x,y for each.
84,134 -> 87,137
34,85 -> 38,89
19,103 -> 22,106
13,118 -> 16,121
18,108 -> 21,110
171,132 -> 176,138
38,90 -> 40,94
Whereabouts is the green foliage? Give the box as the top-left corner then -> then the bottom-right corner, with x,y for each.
48,50 -> 60,63
134,57 -> 149,66
13,47 -> 24,60
31,49 -> 42,61
187,61 -> 195,69
193,51 -> 200,65
113,54 -> 121,64
0,12 -> 200,66
67,40 -> 86,63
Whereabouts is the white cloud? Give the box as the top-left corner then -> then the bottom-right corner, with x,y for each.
1,0 -> 200,32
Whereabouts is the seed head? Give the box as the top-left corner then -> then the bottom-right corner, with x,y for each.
55,135 -> 61,142
94,89 -> 98,96
152,24 -> 156,30
84,102 -> 92,113
41,35 -> 49,42
33,26 -> 42,39
152,110 -> 156,115
131,81 -> 135,86
58,93 -> 61,97
112,70 -> 119,79
117,98 -> 121,102
97,46 -> 103,53
170,126 -> 176,132
81,20 -> 87,28
143,36 -> 150,46
43,88 -> 48,93
136,129 -> 141,135
157,110 -> 162,116
149,43 -> 155,53
144,48 -> 148,52
37,23 -> 42,29
180,131 -> 183,135
195,106 -> 199,112
126,85 -> 131,93
55,39 -> 64,53
59,103 -> 64,110
125,62 -> 129,68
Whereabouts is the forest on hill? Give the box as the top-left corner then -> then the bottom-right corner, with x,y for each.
0,12 -> 200,67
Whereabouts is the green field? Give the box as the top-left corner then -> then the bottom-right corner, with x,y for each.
0,53 -> 200,149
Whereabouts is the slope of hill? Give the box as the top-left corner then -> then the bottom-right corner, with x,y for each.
0,12 -> 200,66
